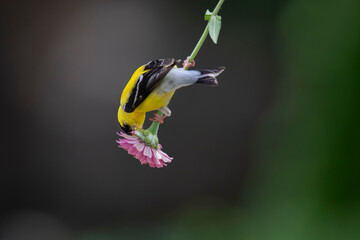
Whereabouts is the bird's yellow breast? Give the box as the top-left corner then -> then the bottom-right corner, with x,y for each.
134,90 -> 175,113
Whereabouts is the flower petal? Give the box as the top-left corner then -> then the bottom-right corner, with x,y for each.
128,146 -> 138,155
124,139 -> 140,144
153,156 -> 163,168
147,157 -> 156,168
118,142 -> 131,150
118,132 -> 137,139
152,148 -> 162,160
143,146 -> 152,158
151,149 -> 164,167
135,142 -> 145,152
159,151 -> 172,163
139,155 -> 148,165
159,150 -> 171,158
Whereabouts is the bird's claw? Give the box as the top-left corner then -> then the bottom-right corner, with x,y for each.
150,113 -> 167,124
182,56 -> 195,69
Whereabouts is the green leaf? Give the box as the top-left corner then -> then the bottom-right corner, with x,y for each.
208,15 -> 222,44
204,9 -> 212,20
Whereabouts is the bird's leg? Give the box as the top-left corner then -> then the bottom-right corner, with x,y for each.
149,107 -> 171,124
182,56 -> 195,69
150,113 -> 167,124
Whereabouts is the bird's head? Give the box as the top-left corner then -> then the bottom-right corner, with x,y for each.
117,106 -> 145,134
119,121 -> 132,134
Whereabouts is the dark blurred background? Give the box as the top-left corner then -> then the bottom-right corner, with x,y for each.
1,0 -> 359,239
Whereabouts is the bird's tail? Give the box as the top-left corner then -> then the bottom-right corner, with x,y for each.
196,66 -> 225,86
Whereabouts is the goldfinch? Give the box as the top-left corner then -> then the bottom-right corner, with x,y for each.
118,58 -> 225,133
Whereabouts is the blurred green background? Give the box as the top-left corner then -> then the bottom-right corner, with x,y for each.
1,0 -> 359,239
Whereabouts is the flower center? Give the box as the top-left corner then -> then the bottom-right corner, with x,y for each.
134,129 -> 159,149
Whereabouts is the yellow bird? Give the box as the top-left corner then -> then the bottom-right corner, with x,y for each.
118,58 -> 225,134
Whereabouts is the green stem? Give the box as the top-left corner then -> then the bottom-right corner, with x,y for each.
213,0 -> 225,16
185,26 -> 209,70
184,0 -> 225,70
146,0 -> 225,134
147,110 -> 163,135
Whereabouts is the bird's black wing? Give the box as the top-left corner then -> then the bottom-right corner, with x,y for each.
123,58 -> 180,113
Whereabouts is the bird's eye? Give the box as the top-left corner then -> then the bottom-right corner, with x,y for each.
121,123 -> 132,134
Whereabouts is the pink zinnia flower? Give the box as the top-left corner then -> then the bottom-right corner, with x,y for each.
116,131 -> 173,168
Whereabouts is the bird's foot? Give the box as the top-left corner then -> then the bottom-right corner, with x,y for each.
150,113 -> 167,124
182,56 -> 195,69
